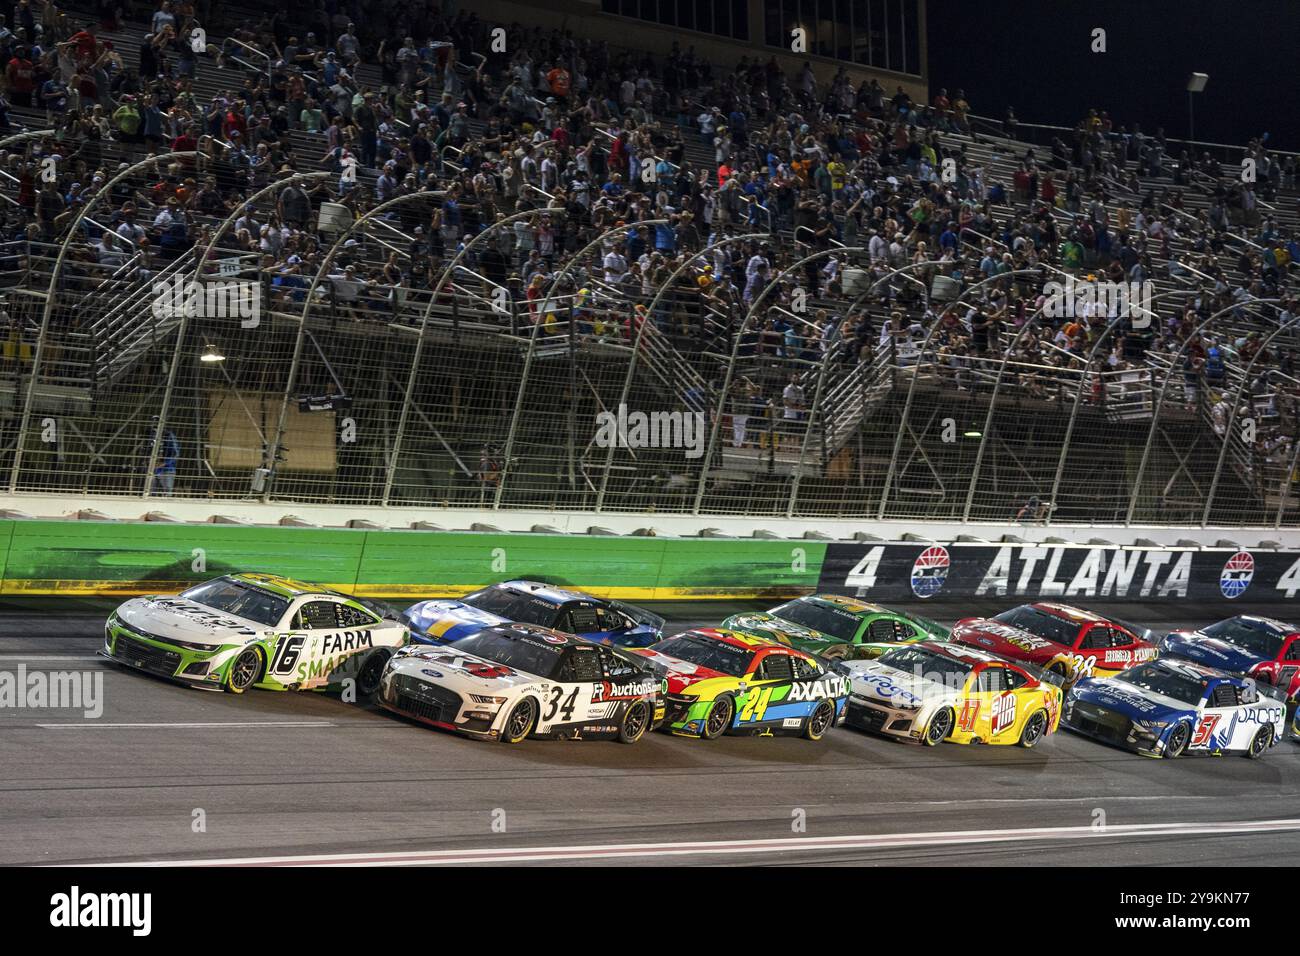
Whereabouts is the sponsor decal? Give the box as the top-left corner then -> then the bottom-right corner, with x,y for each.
910,546 -> 950,598
788,676 -> 851,702
420,668 -> 444,678
782,717 -> 803,728
991,692 -> 1016,735
1220,551 -> 1254,599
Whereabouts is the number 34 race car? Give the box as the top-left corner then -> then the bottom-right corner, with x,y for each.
839,642 -> 1063,747
379,623 -> 664,743
101,573 -> 410,694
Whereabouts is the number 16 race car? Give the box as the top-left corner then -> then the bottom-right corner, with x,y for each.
379,623 -> 664,743
1063,659 -> 1286,759
102,573 -> 409,694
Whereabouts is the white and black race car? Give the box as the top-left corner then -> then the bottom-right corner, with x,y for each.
378,623 -> 665,743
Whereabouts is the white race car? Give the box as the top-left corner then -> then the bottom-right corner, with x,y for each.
102,573 -> 409,694
379,623 -> 665,743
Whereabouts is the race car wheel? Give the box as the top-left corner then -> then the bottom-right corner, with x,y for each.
354,649 -> 390,698
1018,709 -> 1048,748
617,701 -> 650,744
1163,721 -> 1190,758
803,699 -> 835,740
702,696 -> 734,739
501,698 -> 537,744
225,647 -> 263,694
923,706 -> 955,746
1245,725 -> 1273,760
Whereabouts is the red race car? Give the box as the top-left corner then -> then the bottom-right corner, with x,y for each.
950,602 -> 1158,682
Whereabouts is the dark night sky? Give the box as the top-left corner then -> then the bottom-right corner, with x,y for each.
926,1 -> 1300,152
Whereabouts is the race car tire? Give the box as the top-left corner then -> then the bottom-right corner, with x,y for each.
702,696 -> 734,739
1163,721 -> 1190,758
1245,725 -> 1273,759
803,699 -> 836,740
501,697 -> 538,744
225,647 -> 264,694
1018,709 -> 1048,748
617,700 -> 650,744
923,706 -> 955,746
354,649 -> 391,698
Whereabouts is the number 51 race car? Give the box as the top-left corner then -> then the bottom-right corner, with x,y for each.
379,623 -> 664,743
101,573 -> 409,694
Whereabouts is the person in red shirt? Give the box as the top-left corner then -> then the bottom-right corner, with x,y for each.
6,49 -> 34,107
63,23 -> 99,63
546,64 -> 571,100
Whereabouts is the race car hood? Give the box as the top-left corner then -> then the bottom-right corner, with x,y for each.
951,618 -> 1062,664
630,648 -> 731,694
403,599 -> 508,641
114,595 -> 264,647
1068,676 -> 1191,723
1162,631 -> 1264,674
386,644 -> 542,692
841,659 -> 953,709
723,612 -> 831,646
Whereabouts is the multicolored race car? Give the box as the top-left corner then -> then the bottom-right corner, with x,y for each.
379,623 -> 664,743
1162,615 -> 1300,702
950,603 -> 1158,682
1063,659 -> 1286,759
839,641 -> 1062,747
403,580 -> 664,647
722,594 -> 949,659
101,573 -> 409,694
632,628 -> 849,739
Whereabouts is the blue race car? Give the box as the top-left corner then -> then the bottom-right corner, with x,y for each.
1162,615 -> 1300,702
1062,658 -> 1286,759
404,580 -> 665,648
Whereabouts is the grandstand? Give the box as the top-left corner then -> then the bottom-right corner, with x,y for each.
2,0 -> 1299,530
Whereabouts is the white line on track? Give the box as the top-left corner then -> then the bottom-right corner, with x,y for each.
83,818 -> 1300,866
0,655 -> 103,661
34,721 -> 335,729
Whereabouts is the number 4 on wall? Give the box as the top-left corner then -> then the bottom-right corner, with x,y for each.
845,546 -> 884,590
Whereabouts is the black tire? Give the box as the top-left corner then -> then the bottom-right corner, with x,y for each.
1019,709 -> 1048,748
923,706 -> 955,746
1245,725 -> 1273,760
354,649 -> 390,698
500,697 -> 538,744
225,647 -> 263,694
701,696 -> 734,739
1163,721 -> 1190,758
803,699 -> 835,740
617,700 -> 650,744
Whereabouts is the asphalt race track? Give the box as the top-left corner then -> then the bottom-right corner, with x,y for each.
5,597 -> 1300,866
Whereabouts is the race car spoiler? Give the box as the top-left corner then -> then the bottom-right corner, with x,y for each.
609,600 -> 666,636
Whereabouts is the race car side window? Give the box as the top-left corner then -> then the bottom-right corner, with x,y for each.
1003,668 -> 1028,691
1108,627 -> 1135,648
975,667 -> 1007,693
756,653 -> 794,681
1078,625 -> 1110,650
336,604 -> 379,628
566,605 -> 601,633
791,657 -> 821,680
595,607 -> 628,632
1284,640 -> 1300,662
559,647 -> 602,682
868,619 -> 896,642
295,601 -> 338,630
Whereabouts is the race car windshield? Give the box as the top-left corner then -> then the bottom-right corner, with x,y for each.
653,635 -> 754,676
462,587 -> 560,626
1202,618 -> 1287,658
992,606 -> 1083,646
454,632 -> 564,679
180,578 -> 291,627
1123,663 -> 1207,705
878,646 -> 974,682
769,599 -> 861,641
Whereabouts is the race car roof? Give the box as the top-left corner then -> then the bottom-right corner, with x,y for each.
808,594 -> 887,615
477,622 -> 578,646
496,579 -> 596,606
229,572 -> 328,598
685,627 -> 806,656
1029,602 -> 1111,624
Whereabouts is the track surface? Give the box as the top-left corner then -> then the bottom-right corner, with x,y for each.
6,597 -> 1300,866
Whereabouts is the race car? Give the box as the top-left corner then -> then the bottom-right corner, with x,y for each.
839,641 -> 1063,747
722,594 -> 949,659
1162,615 -> 1300,702
378,623 -> 663,743
403,580 -> 664,647
632,628 -> 849,739
950,602 -> 1158,682
101,573 -> 409,694
1063,659 -> 1286,759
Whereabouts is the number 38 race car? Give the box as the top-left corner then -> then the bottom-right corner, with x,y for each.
379,623 -> 664,743
1063,659 -> 1286,759
839,642 -> 1063,747
632,628 -> 849,740
101,573 -> 410,694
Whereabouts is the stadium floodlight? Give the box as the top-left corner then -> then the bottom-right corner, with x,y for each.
199,343 -> 225,363
1186,72 -> 1209,141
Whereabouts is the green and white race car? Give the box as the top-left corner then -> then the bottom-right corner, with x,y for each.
101,573 -> 410,694
722,594 -> 949,660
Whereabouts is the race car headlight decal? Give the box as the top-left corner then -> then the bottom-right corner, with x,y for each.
469,694 -> 507,706
1133,719 -> 1169,732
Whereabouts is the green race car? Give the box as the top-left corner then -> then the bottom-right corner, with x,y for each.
722,594 -> 949,660
101,572 -> 410,694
